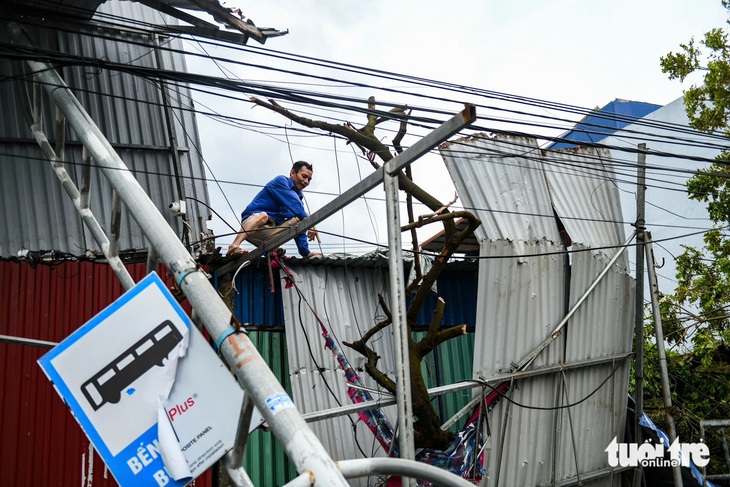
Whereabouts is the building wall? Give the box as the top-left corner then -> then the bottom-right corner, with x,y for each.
0,1 -> 212,258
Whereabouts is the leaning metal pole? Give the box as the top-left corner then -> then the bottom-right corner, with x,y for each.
8,21 -> 348,486
645,233 -> 683,487
513,231 -> 636,372
384,166 -> 416,474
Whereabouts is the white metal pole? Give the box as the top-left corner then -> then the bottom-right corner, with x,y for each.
384,168 -> 416,475
645,233 -> 683,487
285,458 -> 477,487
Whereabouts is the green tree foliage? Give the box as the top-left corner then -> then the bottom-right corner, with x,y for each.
651,0 -> 730,471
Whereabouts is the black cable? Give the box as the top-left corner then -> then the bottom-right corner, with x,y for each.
467,354 -> 630,411
3,25 -> 729,156
185,196 -> 238,233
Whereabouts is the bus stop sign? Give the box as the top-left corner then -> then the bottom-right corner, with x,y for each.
38,272 -> 247,487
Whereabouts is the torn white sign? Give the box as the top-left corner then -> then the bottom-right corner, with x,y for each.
38,272 -> 260,487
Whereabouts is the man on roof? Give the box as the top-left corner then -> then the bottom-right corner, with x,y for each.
227,160 -> 321,258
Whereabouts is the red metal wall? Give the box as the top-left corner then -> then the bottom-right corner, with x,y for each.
0,260 -> 211,487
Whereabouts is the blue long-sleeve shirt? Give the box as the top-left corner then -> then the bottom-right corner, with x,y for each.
241,175 -> 311,256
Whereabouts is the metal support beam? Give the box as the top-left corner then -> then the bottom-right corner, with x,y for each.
384,162 -> 415,473
218,104 -> 477,275
0,334 -> 58,348
15,65 -> 135,290
225,394 -> 255,470
297,353 -> 632,425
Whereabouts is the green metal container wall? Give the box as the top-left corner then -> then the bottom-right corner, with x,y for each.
242,330 -> 297,485
414,331 -> 475,432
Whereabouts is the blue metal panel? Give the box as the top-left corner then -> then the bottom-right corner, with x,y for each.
411,267 -> 479,328
227,264 -> 286,326
549,99 -> 661,149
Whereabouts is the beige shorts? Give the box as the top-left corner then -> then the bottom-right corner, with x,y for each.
244,215 -> 300,246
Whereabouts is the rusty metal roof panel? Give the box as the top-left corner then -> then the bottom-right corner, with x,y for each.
543,146 -> 628,267
0,1 -> 212,257
439,133 -> 562,245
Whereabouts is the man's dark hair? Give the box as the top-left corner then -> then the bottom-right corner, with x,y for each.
292,160 -> 313,173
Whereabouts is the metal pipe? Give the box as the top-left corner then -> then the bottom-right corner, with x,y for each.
384,166 -> 415,473
223,465 -> 255,487
299,353 -> 632,425
284,458 -> 477,487
645,233 -> 682,487
0,334 -> 58,348
9,22 -> 348,486
225,394 -> 255,469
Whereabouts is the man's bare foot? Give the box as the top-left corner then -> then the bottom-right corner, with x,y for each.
227,246 -> 248,257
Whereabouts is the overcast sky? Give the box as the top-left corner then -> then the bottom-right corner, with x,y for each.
182,0 -> 728,274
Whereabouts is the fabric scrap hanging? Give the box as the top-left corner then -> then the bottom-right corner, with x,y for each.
386,382 -> 510,486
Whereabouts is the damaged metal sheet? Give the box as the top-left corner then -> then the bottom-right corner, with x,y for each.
453,127 -> 635,485
439,133 -> 562,246
472,239 -> 567,379
552,245 -> 634,484
542,146 -> 628,268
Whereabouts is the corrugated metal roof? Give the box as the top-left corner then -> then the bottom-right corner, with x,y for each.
229,264 -> 287,326
0,260 -> 211,487
549,99 -> 662,149
439,133 -> 562,246
279,262 -> 398,470
442,129 -> 634,483
0,1 -> 212,257
472,239 -> 567,378
554,246 -> 634,484
476,239 -> 633,486
542,146 -> 628,267
466,238 -> 566,486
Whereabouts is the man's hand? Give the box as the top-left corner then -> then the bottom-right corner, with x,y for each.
306,252 -> 322,258
307,227 -> 320,242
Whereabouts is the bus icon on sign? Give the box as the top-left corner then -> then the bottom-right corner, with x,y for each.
80,320 -> 183,410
